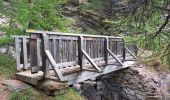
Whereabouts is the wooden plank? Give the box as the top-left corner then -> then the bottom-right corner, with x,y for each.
30,34 -> 38,73
125,47 -> 138,60
37,38 -> 41,67
58,40 -> 62,63
78,36 -> 83,69
22,38 -> 28,69
107,49 -> 124,66
45,50 -> 66,82
66,61 -> 135,85
104,37 -> 108,65
48,35 -> 78,40
42,33 -> 50,78
82,50 -> 101,72
15,38 -> 22,70
53,38 -> 57,61
56,61 -> 78,69
26,30 -> 123,39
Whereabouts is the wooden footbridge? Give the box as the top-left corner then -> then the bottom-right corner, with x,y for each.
13,30 -> 137,86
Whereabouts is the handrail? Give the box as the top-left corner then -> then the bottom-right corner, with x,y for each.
26,30 -> 123,39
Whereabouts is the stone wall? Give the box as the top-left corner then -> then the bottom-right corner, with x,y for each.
78,66 -> 167,100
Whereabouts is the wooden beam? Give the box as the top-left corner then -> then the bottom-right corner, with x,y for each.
65,61 -> 135,85
30,34 -> 38,73
15,38 -> 21,70
82,50 -> 102,72
22,38 -> 28,70
122,39 -> 126,61
78,36 -> 83,70
45,50 -> 66,82
26,30 -> 123,39
16,61 -> 136,85
42,33 -> 50,78
124,47 -> 138,60
107,49 -> 124,66
104,37 -> 108,65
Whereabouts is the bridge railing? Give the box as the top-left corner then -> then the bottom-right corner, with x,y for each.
13,30 -> 137,82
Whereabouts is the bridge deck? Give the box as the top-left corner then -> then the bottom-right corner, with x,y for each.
16,61 -> 135,85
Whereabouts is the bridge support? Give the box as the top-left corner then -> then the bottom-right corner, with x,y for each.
78,36 -> 101,72
104,37 -> 124,66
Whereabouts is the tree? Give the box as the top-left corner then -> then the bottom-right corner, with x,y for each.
80,0 -> 170,66
0,0 -> 70,46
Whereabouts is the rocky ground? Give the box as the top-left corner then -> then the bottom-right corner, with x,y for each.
73,63 -> 170,100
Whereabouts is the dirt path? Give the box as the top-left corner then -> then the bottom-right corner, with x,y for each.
0,75 -> 11,100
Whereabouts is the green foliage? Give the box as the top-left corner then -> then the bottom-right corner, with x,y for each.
9,88 -> 84,100
9,88 -> 36,100
77,0 -> 170,67
80,0 -> 103,12
0,0 -> 71,46
56,88 -> 84,100
0,53 -> 16,78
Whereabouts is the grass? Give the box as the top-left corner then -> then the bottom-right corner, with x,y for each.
9,88 -> 37,100
9,88 -> 84,100
0,53 -> 16,78
56,88 -> 85,100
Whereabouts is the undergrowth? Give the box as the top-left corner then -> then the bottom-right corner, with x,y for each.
9,88 -> 84,100
9,88 -> 36,100
0,53 -> 16,78
56,88 -> 84,100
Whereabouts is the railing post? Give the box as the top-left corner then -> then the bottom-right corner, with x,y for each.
30,33 -> 38,73
104,37 -> 108,65
122,38 -> 126,61
78,36 -> 84,70
41,33 -> 50,79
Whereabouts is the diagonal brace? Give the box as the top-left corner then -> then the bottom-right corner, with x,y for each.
82,50 -> 102,72
45,50 -> 67,82
124,47 -> 138,60
107,49 -> 124,66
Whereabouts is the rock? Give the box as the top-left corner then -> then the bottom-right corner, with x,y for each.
38,80 -> 69,96
1,80 -> 31,91
81,81 -> 99,100
80,67 -> 166,100
73,83 -> 81,92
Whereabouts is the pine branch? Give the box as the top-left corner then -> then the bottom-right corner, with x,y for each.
152,14 -> 170,38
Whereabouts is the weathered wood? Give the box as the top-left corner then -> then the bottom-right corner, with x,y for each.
26,30 -> 123,39
15,38 -> 21,70
22,38 -> 28,69
65,61 -> 135,85
30,34 -> 39,73
125,47 -> 138,60
15,31 -> 138,85
16,61 -> 135,85
104,37 -> 108,65
42,34 -> 50,78
78,36 -> 83,70
82,50 -> 101,72
45,50 -> 66,82
107,48 -> 124,66
122,39 -> 126,61
37,38 -> 41,67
